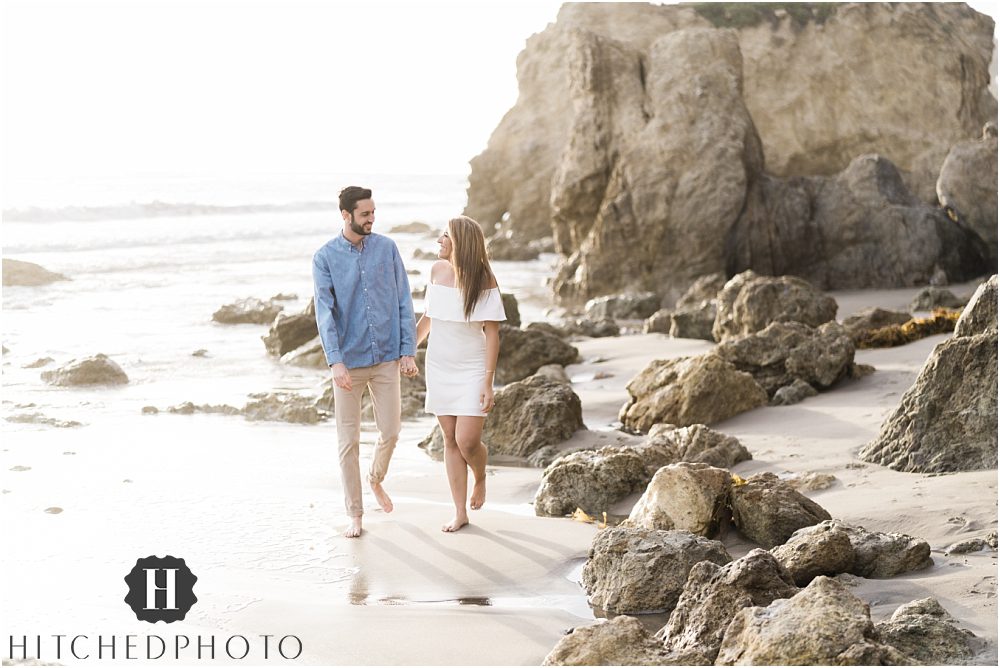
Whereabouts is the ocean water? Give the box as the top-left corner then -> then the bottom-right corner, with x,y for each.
2,174 -> 558,431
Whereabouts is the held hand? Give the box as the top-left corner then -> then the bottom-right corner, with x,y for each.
480,384 -> 495,413
400,355 -> 418,378
330,363 -> 352,391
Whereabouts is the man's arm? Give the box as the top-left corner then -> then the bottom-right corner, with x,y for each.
312,251 -> 344,367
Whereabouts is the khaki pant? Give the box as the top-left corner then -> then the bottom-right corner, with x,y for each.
333,360 -> 401,517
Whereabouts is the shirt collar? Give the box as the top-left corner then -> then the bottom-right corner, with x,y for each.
338,232 -> 367,252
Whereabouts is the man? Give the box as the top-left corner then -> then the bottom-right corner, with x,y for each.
312,186 -> 418,538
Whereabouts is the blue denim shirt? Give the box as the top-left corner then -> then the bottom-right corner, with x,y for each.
312,232 -> 417,369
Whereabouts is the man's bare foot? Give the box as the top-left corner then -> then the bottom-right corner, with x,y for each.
370,481 -> 394,513
470,477 -> 486,510
441,514 -> 469,532
343,517 -> 363,538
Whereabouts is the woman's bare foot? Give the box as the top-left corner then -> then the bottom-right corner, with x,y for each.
441,513 -> 469,532
469,477 -> 486,510
370,481 -> 394,513
344,517 -> 363,538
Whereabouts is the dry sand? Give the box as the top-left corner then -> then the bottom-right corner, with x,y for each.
2,280 -> 996,665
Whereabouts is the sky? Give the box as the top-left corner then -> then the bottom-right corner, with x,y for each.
2,1 -> 997,185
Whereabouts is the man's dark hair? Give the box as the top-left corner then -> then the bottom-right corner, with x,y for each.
339,186 -> 373,214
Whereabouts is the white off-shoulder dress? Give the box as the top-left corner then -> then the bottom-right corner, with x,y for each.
424,284 -> 507,417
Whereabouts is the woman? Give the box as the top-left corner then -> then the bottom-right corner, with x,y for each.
415,215 -> 506,532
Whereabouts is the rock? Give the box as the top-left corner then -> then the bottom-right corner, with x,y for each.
585,292 -> 661,320
643,309 -> 673,334
619,353 -> 768,432
5,413 -> 82,428
848,363 -> 875,379
389,221 -> 434,234
280,339 -> 327,369
712,271 -> 838,343
243,392 -> 328,424
835,521 -> 933,578
909,286 -> 966,311
945,537 -> 992,554
2,259 -> 68,286
412,248 -> 439,260
534,363 -> 570,385
954,274 -> 997,337
623,462 -> 731,536
497,325 -> 578,384
770,521 -> 856,586
500,292 -> 521,327
483,375 -> 584,457
534,445 -> 667,517
23,357 -> 53,369
937,123 -> 998,260
730,472 -> 831,548
525,445 -> 563,468
669,304 -> 716,341
212,297 -> 284,324
656,549 -> 799,664
542,615 -> 671,666
262,299 -> 318,357
716,320 -> 855,397
582,527 -> 731,614
141,406 -> 159,415
417,425 -> 445,458
525,321 -> 567,338
876,598 -> 978,665
411,285 -> 426,300
785,472 -> 837,492
562,317 -> 620,338
676,273 -> 726,309
41,354 -> 129,386
269,292 -> 297,301
988,531 -> 999,548
858,330 -> 997,472
487,231 -> 540,261
191,349 -> 209,357
166,401 -> 242,416
716,576 -> 908,665
842,307 -> 912,342
770,379 -> 819,406
645,423 -> 752,469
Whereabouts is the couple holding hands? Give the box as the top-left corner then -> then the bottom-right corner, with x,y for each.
312,186 -> 506,538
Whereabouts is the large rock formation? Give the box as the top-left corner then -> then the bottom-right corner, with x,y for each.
482,374 -> 584,457
497,325 -> 579,384
937,123 -> 999,262
581,527 -> 731,614
465,4 -> 995,303
859,275 -> 998,472
712,272 -> 838,342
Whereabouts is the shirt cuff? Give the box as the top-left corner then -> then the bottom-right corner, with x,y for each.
400,347 -> 416,358
326,351 -> 344,366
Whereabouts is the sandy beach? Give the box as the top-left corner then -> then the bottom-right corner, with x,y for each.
3,276 -> 995,665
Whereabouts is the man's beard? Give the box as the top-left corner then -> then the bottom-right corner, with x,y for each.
350,217 -> 372,236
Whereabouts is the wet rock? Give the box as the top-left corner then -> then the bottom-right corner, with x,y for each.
716,321 -> 855,397
243,392 -> 328,424
770,378 -> 818,406
500,292 -> 521,327
859,329 -> 997,472
623,462 -> 731,536
497,325 -> 579,384
770,521 -> 856,586
937,122 -> 998,259
730,472 -> 831,548
166,401 -> 241,416
656,549 -> 798,664
212,297 -> 284,324
645,423 -> 751,469
954,274 -> 997,337
542,615 -> 671,666
716,576 -> 908,665
2,259 -> 69,286
483,374 -> 584,457
643,309 -> 673,334
534,444 -> 669,517
5,413 -> 82,428
909,286 -> 966,311
877,597 -> 979,665
23,357 -> 53,369
836,521 -> 933,578
619,353 -> 767,432
582,527 -> 731,614
585,292 -> 661,320
712,271 -> 838,343
41,354 -> 129,386
842,307 -> 912,343
262,299 -> 318,356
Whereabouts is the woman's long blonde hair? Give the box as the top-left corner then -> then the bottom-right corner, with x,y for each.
447,215 -> 498,320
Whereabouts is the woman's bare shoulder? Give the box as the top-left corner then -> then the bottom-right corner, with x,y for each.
430,260 -> 454,285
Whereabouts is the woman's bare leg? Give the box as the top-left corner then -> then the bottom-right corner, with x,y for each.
455,416 -> 488,510
437,415 -> 469,531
